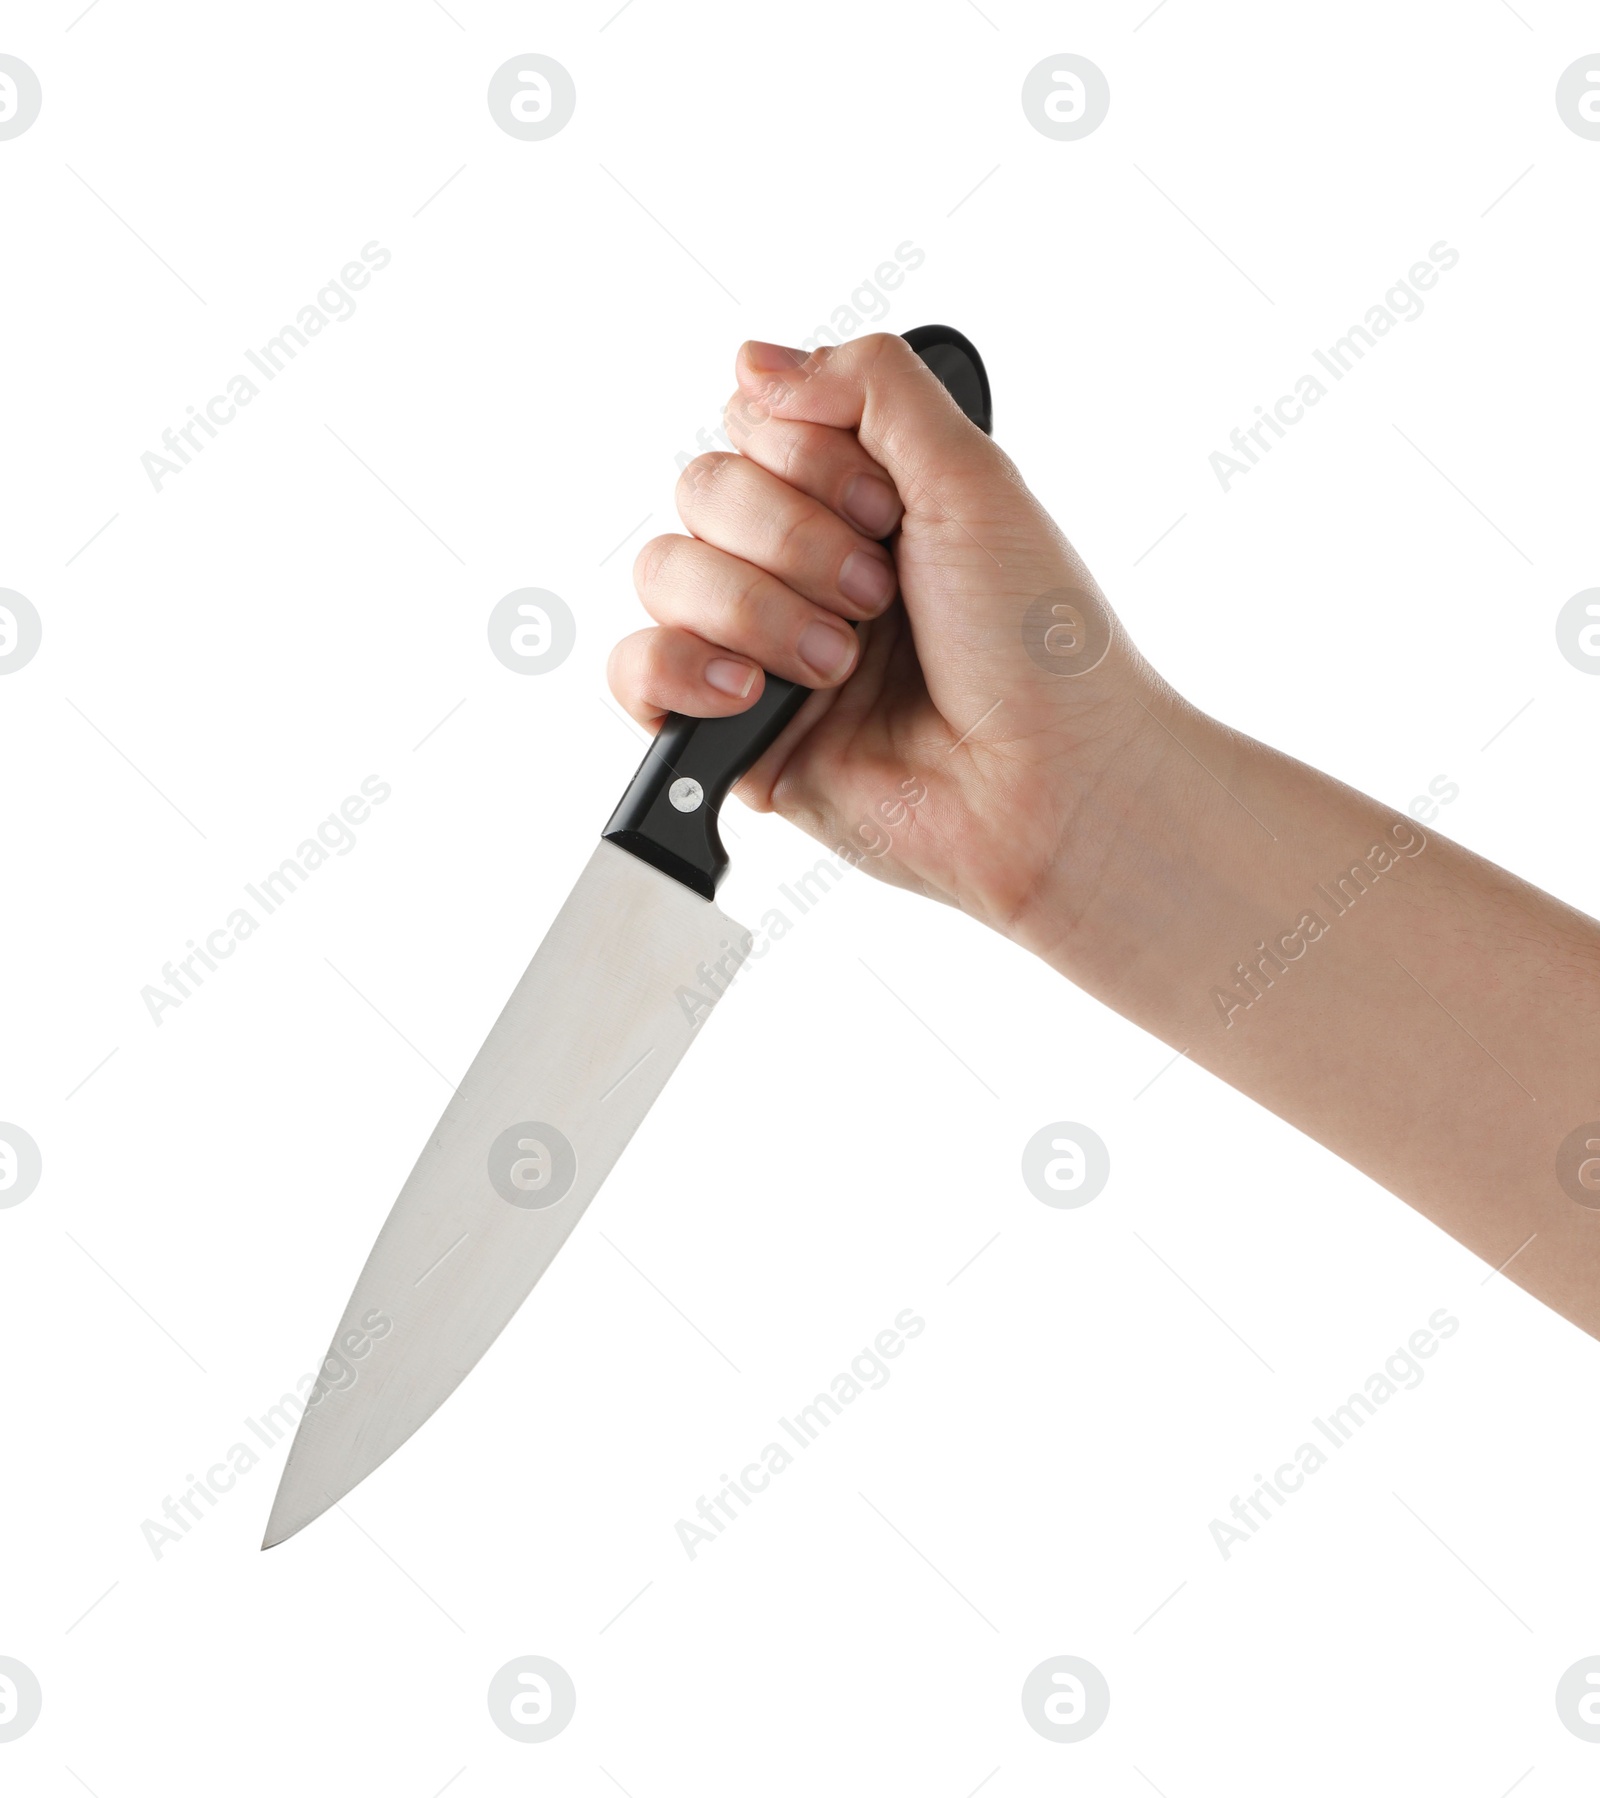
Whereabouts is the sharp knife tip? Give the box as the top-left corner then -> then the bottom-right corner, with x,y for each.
260,1513 -> 300,1551
260,1475 -> 330,1551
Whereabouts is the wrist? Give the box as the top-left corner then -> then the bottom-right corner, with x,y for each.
1007,692 -> 1275,1015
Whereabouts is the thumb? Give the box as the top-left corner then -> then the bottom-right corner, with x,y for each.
732,334 -> 1120,720
733,332 -> 1009,524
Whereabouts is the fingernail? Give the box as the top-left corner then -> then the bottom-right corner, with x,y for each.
706,657 -> 758,698
838,547 -> 895,610
744,340 -> 806,372
842,474 -> 900,537
798,620 -> 856,680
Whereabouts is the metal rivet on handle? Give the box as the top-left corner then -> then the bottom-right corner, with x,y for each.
668,778 -> 704,813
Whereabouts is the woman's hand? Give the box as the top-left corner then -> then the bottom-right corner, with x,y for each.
606,333 -> 1174,962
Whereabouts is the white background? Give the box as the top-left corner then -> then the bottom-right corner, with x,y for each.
3,1 -> 1599,1792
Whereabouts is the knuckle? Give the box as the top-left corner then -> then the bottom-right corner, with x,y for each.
773,422 -> 812,486
725,561 -> 771,630
640,629 -> 679,686
858,330 -> 908,362
634,533 -> 682,592
723,389 -> 760,442
856,331 -> 913,383
608,629 -> 652,698
676,451 -> 736,512
764,497 -> 812,565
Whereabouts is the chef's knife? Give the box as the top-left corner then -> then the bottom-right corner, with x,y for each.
262,326 -> 992,1548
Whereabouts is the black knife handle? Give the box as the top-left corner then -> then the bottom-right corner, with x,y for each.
603,325 -> 993,899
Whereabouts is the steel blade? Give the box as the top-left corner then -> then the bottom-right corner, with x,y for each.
263,841 -> 750,1547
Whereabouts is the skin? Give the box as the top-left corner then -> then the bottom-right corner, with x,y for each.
608,333 -> 1600,1341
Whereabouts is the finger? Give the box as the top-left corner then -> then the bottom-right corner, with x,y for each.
731,332 -> 1011,523
718,406 -> 904,540
675,451 -> 898,621
634,533 -> 859,687
728,332 -> 1105,728
606,625 -> 765,728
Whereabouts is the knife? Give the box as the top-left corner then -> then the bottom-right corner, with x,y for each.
262,326 -> 993,1548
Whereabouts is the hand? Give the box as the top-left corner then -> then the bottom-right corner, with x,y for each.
607,333 -> 1174,958
609,333 -> 1600,1345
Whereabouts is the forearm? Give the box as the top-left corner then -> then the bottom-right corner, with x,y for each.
613,331 -> 1600,1336
1024,691 -> 1600,1337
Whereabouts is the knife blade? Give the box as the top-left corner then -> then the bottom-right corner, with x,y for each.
263,326 -> 992,1547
